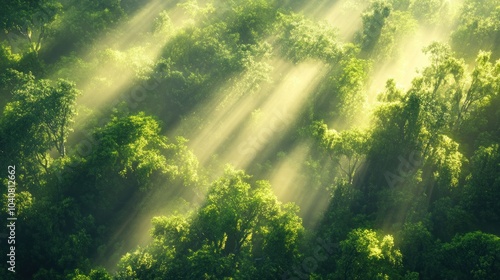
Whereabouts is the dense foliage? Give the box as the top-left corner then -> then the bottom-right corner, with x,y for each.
0,0 -> 499,279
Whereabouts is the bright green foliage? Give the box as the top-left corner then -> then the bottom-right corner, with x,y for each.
390,0 -> 412,11
116,167 -> 304,279
454,51 -> 500,130
70,268 -> 112,280
6,112 -> 200,279
178,0 -> 216,20
451,0 -> 500,61
420,43 -> 465,98
164,136 -> 201,187
2,73 -> 79,156
387,44 -> 500,144
396,44 -> 499,139
151,21 -> 248,115
0,44 -> 20,75
357,1 -> 392,55
369,92 -> 425,181
313,54 -> 369,124
152,10 -> 173,39
312,121 -> 370,184
427,135 -> 464,189
90,113 -> 169,185
370,43 -> 494,173
83,112 -> 200,203
275,12 -> 341,62
2,191 -> 33,216
0,72 -> 79,188
378,79 -> 404,102
372,10 -> 418,62
165,23 -> 240,74
330,56 -> 370,122
333,228 -> 403,279
458,71 -> 500,154
1,1 -> 500,279
116,249 -> 158,280
0,0 -> 61,53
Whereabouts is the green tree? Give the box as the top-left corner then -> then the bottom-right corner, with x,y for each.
275,12 -> 341,62
453,51 -> 500,130
223,0 -> 277,45
420,43 -> 465,98
0,72 -> 79,188
311,52 -> 369,124
333,228 -> 403,280
369,44 -> 465,178
425,135 -> 464,198
451,0 -> 500,61
0,0 -> 61,53
60,0 -> 125,47
15,197 -> 96,279
439,231 -> 500,280
462,145 -> 500,229
390,0 -> 411,11
377,79 -> 404,102
372,10 -> 417,62
70,268 -> 112,280
2,72 -> 79,155
89,112 -> 170,186
357,1 -> 392,55
312,121 -> 370,184
77,112 -> 201,214
431,197 -> 472,241
116,167 -> 304,279
0,43 -> 20,77
398,222 -> 434,276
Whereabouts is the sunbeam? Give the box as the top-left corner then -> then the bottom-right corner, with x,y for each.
174,59 -> 327,173
268,142 -> 331,228
3,0 -> 498,278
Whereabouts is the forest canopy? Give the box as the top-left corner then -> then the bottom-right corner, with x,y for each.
0,0 -> 499,279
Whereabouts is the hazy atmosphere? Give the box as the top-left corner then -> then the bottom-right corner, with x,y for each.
1,0 -> 499,279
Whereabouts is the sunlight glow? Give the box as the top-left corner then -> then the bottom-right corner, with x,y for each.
361,23 -> 460,130
176,60 -> 328,172
321,0 -> 368,41
268,142 -> 331,228
162,58 -> 332,231
61,0 -> 201,126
